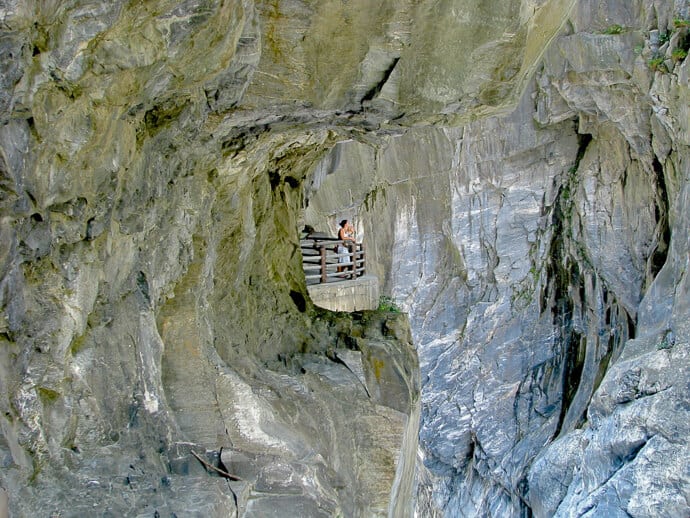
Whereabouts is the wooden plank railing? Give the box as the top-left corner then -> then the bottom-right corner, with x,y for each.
300,236 -> 366,284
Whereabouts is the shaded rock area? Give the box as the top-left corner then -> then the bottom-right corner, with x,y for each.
0,0 -> 456,515
2,292 -> 420,516
1,0 -> 689,517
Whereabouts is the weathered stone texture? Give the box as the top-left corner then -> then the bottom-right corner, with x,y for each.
1,0 -> 690,517
0,1 -> 433,516
305,1 -> 690,515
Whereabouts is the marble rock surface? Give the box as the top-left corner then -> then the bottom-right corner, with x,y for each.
305,0 -> 690,515
1,0 -> 690,517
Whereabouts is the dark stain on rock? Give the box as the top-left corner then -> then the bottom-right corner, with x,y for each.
136,271 -> 151,306
289,290 -> 306,312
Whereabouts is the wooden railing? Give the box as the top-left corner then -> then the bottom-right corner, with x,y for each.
300,237 -> 366,284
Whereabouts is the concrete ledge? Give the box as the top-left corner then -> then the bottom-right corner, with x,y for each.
307,275 -> 380,312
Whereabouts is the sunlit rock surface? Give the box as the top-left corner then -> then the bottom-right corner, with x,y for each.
1,0 -> 689,516
305,0 -> 690,515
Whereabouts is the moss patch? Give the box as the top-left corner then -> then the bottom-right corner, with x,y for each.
37,386 -> 61,404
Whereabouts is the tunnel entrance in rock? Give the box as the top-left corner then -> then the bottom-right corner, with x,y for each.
298,142 -> 381,312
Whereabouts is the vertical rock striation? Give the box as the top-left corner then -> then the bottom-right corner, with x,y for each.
0,0 -> 573,515
305,0 -> 690,515
1,0 -> 689,516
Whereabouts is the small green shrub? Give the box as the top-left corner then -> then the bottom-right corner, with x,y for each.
648,56 -> 667,72
603,24 -> 624,35
672,47 -> 688,61
377,296 -> 401,313
673,18 -> 690,28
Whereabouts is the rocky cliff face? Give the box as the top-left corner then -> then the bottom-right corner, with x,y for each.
1,0 -> 689,517
305,0 -> 690,516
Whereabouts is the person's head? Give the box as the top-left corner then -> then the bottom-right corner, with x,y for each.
339,219 -> 348,228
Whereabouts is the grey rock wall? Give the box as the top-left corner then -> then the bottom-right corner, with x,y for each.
305,1 -> 690,515
0,1 -> 433,515
1,0 -> 689,516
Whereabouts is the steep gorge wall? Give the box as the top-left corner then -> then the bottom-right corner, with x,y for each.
0,0 -> 576,516
1,0 -> 689,516
305,0 -> 690,515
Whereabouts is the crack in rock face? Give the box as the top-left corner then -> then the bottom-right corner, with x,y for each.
1,0 -> 690,517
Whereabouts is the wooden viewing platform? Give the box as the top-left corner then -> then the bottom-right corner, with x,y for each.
300,236 -> 366,285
